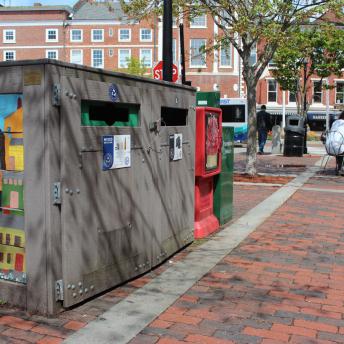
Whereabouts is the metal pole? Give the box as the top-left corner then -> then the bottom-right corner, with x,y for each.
326,79 -> 330,130
282,90 -> 286,129
179,23 -> 186,85
163,0 -> 173,81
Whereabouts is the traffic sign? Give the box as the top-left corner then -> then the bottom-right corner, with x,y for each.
153,61 -> 178,83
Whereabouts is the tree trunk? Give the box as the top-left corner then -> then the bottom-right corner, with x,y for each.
245,77 -> 257,175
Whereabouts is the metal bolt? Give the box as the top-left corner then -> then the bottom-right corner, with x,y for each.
90,285 -> 94,290
78,282 -> 82,287
72,292 -> 76,298
79,290 -> 83,295
73,94 -> 77,99
65,91 -> 69,96
85,288 -> 88,293
135,266 -> 138,271
71,285 -> 75,290
76,189 -> 80,194
142,159 -> 145,163
67,284 -> 71,289
65,188 -> 69,193
69,190 -> 73,195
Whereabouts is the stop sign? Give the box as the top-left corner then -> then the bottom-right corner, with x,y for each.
153,61 -> 178,82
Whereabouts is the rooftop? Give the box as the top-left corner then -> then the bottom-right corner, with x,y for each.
0,5 -> 73,13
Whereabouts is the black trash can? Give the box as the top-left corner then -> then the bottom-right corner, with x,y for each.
284,115 -> 305,157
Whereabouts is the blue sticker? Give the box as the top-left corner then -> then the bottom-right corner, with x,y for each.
109,84 -> 119,102
103,135 -> 114,170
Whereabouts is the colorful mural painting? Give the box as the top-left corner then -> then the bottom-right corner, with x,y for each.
0,94 -> 25,284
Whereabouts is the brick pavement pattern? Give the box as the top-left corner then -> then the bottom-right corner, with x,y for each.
0,153 -> 342,343
130,182 -> 344,343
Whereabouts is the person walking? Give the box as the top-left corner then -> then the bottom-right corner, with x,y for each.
257,105 -> 271,154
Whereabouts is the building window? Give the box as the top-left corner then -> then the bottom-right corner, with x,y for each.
336,82 -> 344,104
289,90 -> 297,103
3,29 -> 15,43
70,49 -> 83,65
92,49 -> 104,68
220,45 -> 232,67
140,49 -> 152,67
140,29 -> 152,42
7,253 -> 11,264
92,29 -> 104,42
313,81 -> 322,103
118,49 -> 131,68
172,38 -> 177,63
14,235 -> 21,247
46,29 -> 58,42
119,29 -> 131,42
109,28 -> 113,37
3,50 -> 15,61
0,252 -> 3,263
70,29 -> 83,42
268,79 -> 277,102
249,44 -> 257,66
109,48 -> 114,57
190,15 -> 207,28
6,234 -> 10,245
190,39 -> 206,67
46,50 -> 58,60
268,58 -> 277,69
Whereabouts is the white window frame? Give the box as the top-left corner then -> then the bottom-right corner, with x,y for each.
70,29 -> 83,42
91,49 -> 104,68
140,48 -> 152,68
312,80 -> 323,104
109,28 -> 114,37
118,29 -> 131,42
190,15 -> 207,28
46,28 -> 58,42
91,29 -> 104,42
140,28 -> 152,42
219,45 -> 232,68
118,49 -> 131,68
3,30 -> 16,43
335,81 -> 344,104
3,50 -> 16,61
70,49 -> 83,65
46,50 -> 58,60
268,59 -> 277,69
190,39 -> 207,68
267,79 -> 278,103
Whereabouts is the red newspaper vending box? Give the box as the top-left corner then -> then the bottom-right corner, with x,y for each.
194,107 -> 222,238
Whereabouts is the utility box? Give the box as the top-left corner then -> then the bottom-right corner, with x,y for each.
213,127 -> 234,225
196,91 -> 220,108
0,59 -> 196,315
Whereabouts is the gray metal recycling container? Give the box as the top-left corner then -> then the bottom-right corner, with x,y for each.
0,59 -> 196,315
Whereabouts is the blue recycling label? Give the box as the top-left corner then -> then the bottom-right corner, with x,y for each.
109,84 -> 119,102
102,135 -> 114,170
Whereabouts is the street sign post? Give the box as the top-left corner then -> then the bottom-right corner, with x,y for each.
153,61 -> 178,82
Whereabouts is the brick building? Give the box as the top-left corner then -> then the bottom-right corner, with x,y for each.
0,0 -> 342,124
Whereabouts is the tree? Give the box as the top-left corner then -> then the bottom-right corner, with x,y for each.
272,24 -> 344,119
120,0 -> 341,174
118,56 -> 150,77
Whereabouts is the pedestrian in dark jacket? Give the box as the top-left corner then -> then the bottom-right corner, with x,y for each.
257,105 -> 271,154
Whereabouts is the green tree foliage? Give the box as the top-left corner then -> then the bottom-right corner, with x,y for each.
120,0 -> 342,174
272,24 -> 344,117
118,56 -> 150,77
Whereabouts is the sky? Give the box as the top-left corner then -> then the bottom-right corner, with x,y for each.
1,0 -> 76,6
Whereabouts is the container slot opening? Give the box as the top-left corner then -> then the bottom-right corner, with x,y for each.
81,100 -> 140,127
161,107 -> 188,126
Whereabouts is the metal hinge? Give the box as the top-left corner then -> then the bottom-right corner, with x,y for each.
52,84 -> 61,107
53,182 -> 61,205
55,279 -> 64,301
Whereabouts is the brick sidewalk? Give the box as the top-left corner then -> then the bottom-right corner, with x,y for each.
129,176 -> 344,343
1,153 -> 342,344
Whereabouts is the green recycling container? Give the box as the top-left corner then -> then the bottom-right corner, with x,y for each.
196,91 -> 220,108
214,126 -> 234,225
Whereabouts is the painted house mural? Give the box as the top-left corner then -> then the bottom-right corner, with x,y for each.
0,94 -> 25,284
